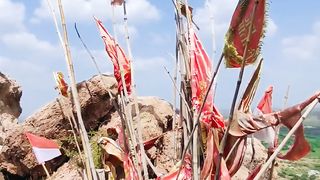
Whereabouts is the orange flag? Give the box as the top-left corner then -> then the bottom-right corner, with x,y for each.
224,0 -> 266,68
53,72 -> 68,97
94,17 -> 132,94
189,28 -> 224,128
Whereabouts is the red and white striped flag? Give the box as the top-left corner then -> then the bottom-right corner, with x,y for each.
26,133 -> 61,164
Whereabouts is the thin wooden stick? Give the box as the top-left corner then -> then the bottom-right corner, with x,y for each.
254,97 -> 319,179
214,1 -> 260,179
206,0 -> 218,100
121,1 -> 149,179
108,2 -> 143,178
56,0 -> 97,179
42,163 -> 51,178
268,85 -> 291,180
175,53 -> 224,179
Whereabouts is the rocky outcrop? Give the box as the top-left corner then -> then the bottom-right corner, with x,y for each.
0,72 -> 22,150
98,96 -> 176,177
0,74 -> 117,177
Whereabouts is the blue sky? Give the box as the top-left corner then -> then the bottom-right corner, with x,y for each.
1,0 -> 320,119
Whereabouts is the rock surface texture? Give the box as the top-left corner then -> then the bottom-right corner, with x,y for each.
0,74 -> 117,178
0,72 -> 21,150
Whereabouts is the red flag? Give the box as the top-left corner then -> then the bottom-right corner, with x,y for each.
224,0 -> 266,68
94,17 -> 132,94
189,28 -> 224,128
257,86 -> 273,114
26,133 -> 61,164
111,0 -> 124,6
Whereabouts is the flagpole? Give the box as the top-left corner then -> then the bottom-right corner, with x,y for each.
268,85 -> 290,180
107,2 -> 143,178
214,1 -> 260,179
254,97 -> 319,179
206,0 -> 218,100
42,163 -> 51,178
122,1 -> 149,179
47,0 -> 92,178
56,0 -> 97,179
175,53 -> 224,179
53,72 -> 84,166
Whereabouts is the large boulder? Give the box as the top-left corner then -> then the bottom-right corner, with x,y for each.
0,72 -> 21,150
0,74 -> 117,177
98,96 -> 176,177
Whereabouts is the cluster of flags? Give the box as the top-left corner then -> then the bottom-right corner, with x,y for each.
22,0 -> 316,179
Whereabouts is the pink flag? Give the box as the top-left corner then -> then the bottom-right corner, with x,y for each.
26,133 -> 61,164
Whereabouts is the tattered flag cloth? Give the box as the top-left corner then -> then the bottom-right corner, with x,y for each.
94,17 -> 132,94
53,72 -> 68,97
257,85 -> 273,114
224,0 -> 266,68
201,130 -> 231,179
26,133 -> 61,164
111,0 -> 124,6
123,153 -> 139,180
238,59 -> 263,113
189,28 -> 224,128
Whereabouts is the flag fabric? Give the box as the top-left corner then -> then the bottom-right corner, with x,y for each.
224,0 -> 266,68
201,130 -> 231,179
94,17 -> 132,94
111,0 -> 124,6
257,85 -> 273,114
123,153 -> 139,180
189,28 -> 224,128
53,72 -> 68,97
26,133 -> 61,164
238,59 -> 263,113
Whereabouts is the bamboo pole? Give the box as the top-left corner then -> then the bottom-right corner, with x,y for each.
175,53 -> 224,179
47,0 -> 92,178
214,1 -> 260,179
206,0 -> 218,100
56,0 -> 97,179
121,1 -> 149,178
254,97 -> 319,180
107,2 -> 143,178
268,85 -> 291,180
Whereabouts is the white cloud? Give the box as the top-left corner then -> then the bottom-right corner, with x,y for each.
1,32 -> 57,54
193,0 -> 237,38
32,0 -> 160,24
0,0 -> 26,33
266,18 -> 277,37
281,21 -> 320,61
133,57 -> 169,72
